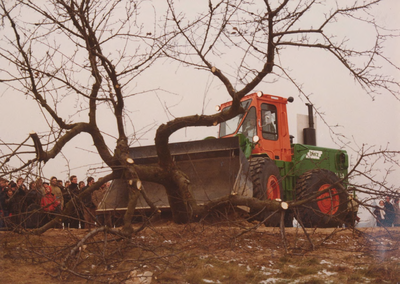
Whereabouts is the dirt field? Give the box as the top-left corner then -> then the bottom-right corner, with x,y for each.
1,219 -> 399,283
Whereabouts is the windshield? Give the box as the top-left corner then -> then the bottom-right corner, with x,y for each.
261,103 -> 278,140
238,107 -> 257,140
219,99 -> 252,137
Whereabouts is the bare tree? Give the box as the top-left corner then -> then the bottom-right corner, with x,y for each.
156,0 -> 399,220
0,0 -> 170,234
0,0 -> 399,236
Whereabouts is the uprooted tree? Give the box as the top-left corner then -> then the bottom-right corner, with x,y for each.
0,0 -> 399,236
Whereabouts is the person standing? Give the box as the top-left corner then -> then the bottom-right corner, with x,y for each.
63,176 -> 77,206
25,181 -> 42,207
0,178 -> 8,192
66,175 -> 81,228
40,182 -> 60,212
41,182 -> 60,224
50,176 -> 64,210
0,187 -> 15,228
24,181 -> 44,228
16,177 -> 27,193
68,175 -> 79,196
384,196 -> 395,227
92,179 -> 111,227
8,181 -> 26,226
35,178 -> 46,196
64,180 -> 71,189
78,181 -> 85,191
57,180 -> 64,190
374,200 -> 386,227
81,177 -> 96,229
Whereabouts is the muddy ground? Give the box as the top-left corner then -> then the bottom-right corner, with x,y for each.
1,219 -> 399,283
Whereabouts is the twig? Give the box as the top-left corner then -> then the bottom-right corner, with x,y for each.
294,210 -> 315,250
280,210 -> 288,253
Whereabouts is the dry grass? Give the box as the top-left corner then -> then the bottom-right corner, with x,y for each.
0,221 -> 399,283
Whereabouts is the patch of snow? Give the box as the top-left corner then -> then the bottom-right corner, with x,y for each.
202,279 -> 220,283
224,258 -> 237,263
259,278 -> 281,283
260,266 -> 280,275
320,260 -> 332,265
318,269 -> 337,276
263,272 -> 272,276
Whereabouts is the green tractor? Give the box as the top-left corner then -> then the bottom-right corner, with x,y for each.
100,92 -> 352,227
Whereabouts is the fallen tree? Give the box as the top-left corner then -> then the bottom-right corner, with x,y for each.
0,0 -> 398,237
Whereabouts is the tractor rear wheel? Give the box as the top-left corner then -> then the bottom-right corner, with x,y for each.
249,157 -> 284,226
295,169 -> 348,228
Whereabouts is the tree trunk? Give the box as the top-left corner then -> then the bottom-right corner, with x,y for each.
162,169 -> 199,223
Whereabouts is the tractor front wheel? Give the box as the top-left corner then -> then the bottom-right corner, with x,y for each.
249,157 -> 284,226
295,169 -> 348,228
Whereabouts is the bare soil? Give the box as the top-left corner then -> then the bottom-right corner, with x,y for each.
1,218 -> 400,283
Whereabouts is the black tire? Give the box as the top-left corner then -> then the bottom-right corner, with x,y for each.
295,169 -> 348,228
250,157 -> 283,200
249,157 -> 284,226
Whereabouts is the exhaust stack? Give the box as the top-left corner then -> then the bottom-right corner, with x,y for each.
303,103 -> 316,146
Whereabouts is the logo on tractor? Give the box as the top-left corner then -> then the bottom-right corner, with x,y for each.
306,150 -> 323,160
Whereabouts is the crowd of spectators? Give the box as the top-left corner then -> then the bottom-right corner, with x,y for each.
0,175 -> 109,230
2,175 -> 400,230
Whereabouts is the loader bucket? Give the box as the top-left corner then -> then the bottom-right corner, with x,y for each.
98,136 -> 253,212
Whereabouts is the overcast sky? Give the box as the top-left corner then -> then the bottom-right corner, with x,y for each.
0,0 -> 399,192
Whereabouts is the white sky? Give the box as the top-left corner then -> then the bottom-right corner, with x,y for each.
0,0 -> 399,192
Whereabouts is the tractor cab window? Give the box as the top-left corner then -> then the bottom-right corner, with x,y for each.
238,107 -> 257,140
261,104 -> 278,140
219,99 -> 252,137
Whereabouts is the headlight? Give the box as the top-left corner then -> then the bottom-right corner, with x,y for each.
252,135 -> 260,143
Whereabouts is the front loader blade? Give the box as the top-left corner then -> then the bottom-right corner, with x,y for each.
98,137 -> 253,212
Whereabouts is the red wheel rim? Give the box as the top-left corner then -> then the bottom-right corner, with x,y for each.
317,184 -> 339,215
266,175 -> 280,200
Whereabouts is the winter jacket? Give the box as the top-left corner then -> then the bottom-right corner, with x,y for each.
384,201 -> 395,226
81,186 -> 96,209
374,204 -> 386,227
41,188 -> 60,212
50,185 -> 64,209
